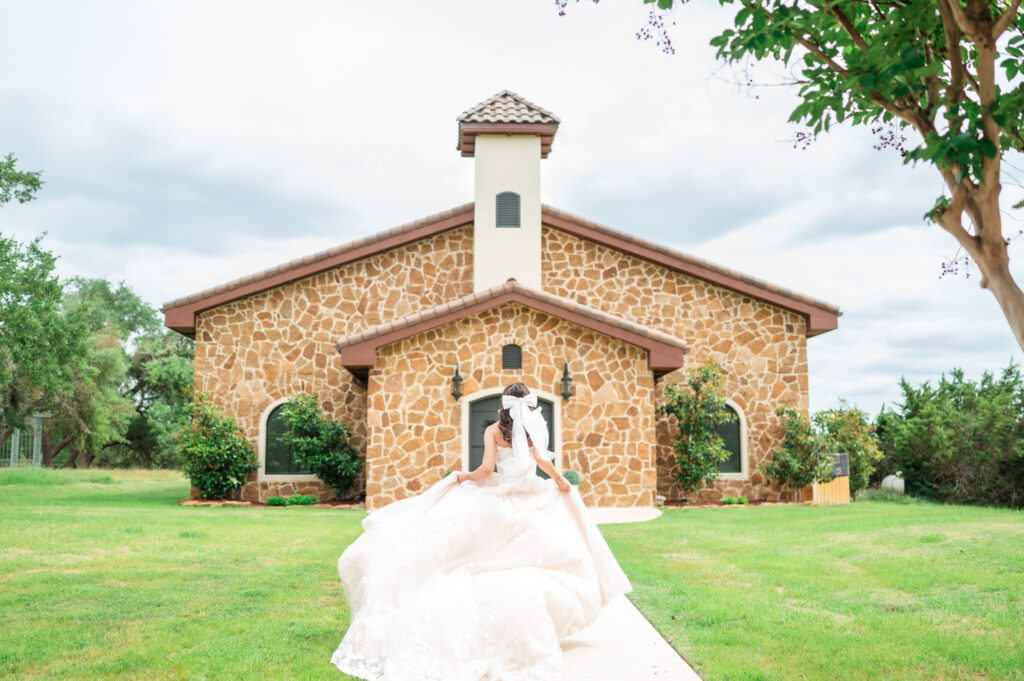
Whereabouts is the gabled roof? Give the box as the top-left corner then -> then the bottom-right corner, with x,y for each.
541,206 -> 841,337
161,203 -> 474,337
161,202 -> 841,338
334,278 -> 690,381
457,90 -> 560,158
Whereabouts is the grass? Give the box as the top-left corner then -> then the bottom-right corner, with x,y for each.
0,468 -> 1021,681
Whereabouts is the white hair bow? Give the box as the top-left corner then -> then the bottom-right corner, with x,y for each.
501,392 -> 554,462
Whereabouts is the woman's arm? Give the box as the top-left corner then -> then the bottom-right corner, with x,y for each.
530,441 -> 568,489
457,427 -> 497,482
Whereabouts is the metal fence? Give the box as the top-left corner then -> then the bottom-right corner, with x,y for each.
0,414 -> 47,468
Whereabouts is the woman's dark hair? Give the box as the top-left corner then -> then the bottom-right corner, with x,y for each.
497,382 -> 532,446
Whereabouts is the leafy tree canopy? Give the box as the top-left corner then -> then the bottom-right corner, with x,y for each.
0,153 -> 43,206
562,0 -> 1024,349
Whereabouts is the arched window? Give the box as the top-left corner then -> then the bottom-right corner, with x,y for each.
502,344 -> 522,370
264,404 -> 311,475
716,404 -> 742,473
496,191 -> 521,228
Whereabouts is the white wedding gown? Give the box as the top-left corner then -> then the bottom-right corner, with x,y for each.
330,443 -> 633,681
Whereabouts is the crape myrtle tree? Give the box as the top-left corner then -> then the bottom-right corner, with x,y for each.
559,0 -> 1024,350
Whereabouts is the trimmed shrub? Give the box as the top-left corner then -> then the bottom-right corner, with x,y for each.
285,493 -> 318,505
274,394 -> 362,499
178,392 -> 259,500
265,496 -> 286,506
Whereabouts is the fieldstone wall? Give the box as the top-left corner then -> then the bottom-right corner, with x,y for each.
364,302 -> 656,510
191,224 -> 474,502
541,225 -> 812,504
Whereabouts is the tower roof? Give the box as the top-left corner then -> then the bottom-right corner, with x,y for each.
457,90 -> 560,158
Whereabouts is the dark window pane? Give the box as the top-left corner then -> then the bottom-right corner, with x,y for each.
716,405 -> 742,473
502,344 -> 522,370
265,405 -> 311,475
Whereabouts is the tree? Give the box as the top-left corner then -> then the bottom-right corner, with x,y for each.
562,0 -> 1024,350
45,277 -> 193,469
0,153 -> 43,206
814,399 -> 884,498
876,360 -> 1024,507
275,393 -> 363,499
0,233 -> 89,450
656,357 -> 738,496
759,405 -> 836,500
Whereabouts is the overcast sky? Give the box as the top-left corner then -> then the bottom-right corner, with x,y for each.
2,0 -> 1023,418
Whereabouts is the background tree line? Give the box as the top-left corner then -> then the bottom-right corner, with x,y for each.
1,153 -> 193,468
663,357 -> 1024,509
1,233 -> 193,468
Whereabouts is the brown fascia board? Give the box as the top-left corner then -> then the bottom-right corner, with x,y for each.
458,123 -> 558,158
335,279 -> 689,375
540,206 -> 842,337
161,204 -> 475,337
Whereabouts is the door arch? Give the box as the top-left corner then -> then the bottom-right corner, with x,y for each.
463,391 -> 558,479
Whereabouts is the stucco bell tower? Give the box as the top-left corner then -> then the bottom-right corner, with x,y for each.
457,91 -> 560,292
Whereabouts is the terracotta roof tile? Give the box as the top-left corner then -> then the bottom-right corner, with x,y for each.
541,204 -> 841,316
457,90 -> 560,125
161,202 -> 474,311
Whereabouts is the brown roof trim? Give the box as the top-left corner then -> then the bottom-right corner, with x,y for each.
161,199 -> 840,340
161,203 -> 475,337
540,205 -> 842,336
458,123 -> 559,158
335,279 -> 689,377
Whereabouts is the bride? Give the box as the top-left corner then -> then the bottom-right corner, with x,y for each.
330,381 -> 634,681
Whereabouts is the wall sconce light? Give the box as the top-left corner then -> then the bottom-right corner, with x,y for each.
451,366 -> 464,401
560,362 -> 574,401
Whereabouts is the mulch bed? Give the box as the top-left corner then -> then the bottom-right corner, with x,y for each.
178,498 -> 366,509
661,499 -> 811,508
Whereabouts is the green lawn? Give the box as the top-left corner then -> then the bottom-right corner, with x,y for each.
0,468 -> 1021,681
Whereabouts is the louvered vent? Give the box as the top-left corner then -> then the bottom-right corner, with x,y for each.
496,191 -> 521,228
502,344 -> 522,370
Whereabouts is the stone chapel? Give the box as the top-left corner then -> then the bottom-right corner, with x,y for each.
163,91 -> 841,510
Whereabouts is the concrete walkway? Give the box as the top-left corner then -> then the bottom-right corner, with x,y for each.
560,505 -> 704,680
561,594 -> 703,680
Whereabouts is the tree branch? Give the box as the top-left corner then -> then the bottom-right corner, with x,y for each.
827,2 -> 871,51
994,0 -> 1023,37
946,0 -> 985,38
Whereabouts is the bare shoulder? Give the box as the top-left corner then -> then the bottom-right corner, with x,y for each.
486,422 -> 511,448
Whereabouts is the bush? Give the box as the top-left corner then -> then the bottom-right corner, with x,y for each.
562,470 -> 582,486
721,496 -> 747,505
285,493 -> 318,505
759,405 -> 836,501
874,361 -> 1024,508
178,392 -> 259,500
274,394 -> 362,499
265,496 -> 286,506
657,358 -> 737,496
814,400 -> 885,499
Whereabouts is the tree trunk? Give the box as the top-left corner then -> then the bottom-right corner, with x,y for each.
972,245 -> 1024,351
45,433 -> 76,467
